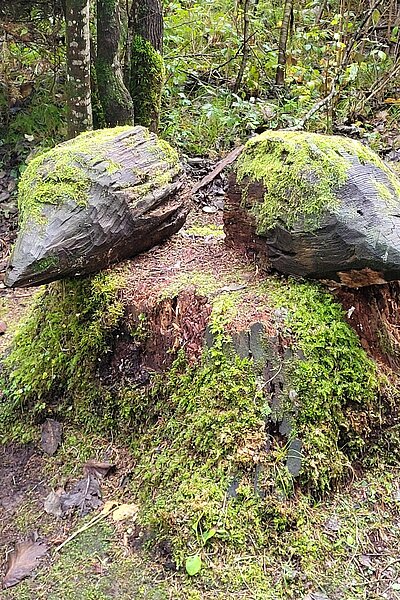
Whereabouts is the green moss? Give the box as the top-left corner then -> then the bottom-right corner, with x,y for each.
372,178 -> 396,205
130,36 -> 165,131
185,224 -> 225,238
105,159 -> 123,174
125,297 -> 269,563
32,255 -> 59,274
236,130 -> 400,232
269,279 -> 379,492
0,270 -> 124,439
17,126 -> 134,226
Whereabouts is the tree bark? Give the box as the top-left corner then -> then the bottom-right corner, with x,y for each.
275,0 -> 293,86
128,0 -> 164,132
65,0 -> 93,138
96,0 -> 134,126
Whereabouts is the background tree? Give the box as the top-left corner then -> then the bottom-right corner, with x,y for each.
96,0 -> 134,127
275,0 -> 294,85
65,0 -> 92,137
128,0 -> 164,132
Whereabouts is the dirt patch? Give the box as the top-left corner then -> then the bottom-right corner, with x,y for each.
0,444 -> 50,548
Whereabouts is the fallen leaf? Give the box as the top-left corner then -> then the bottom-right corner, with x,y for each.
101,500 -> 118,515
83,460 -> 115,478
44,489 -> 64,517
3,539 -> 47,589
0,321 -> 7,334
358,554 -> 374,569
185,554 -> 202,576
60,474 -> 103,516
41,419 -> 62,456
112,503 -> 138,522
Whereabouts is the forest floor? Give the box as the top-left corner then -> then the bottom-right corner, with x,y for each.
0,431 -> 400,599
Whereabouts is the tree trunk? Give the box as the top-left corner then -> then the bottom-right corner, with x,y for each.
96,0 -> 134,127
275,0 -> 293,86
65,0 -> 93,138
128,0 -> 164,132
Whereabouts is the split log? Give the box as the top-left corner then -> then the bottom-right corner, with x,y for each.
5,126 -> 187,288
224,130 -> 400,288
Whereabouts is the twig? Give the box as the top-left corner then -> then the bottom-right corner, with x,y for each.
54,503 -> 115,553
191,145 -> 244,194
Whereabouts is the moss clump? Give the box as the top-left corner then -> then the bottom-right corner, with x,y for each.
185,224 -> 225,238
269,279 -> 379,492
236,130 -> 400,232
130,35 -> 165,131
0,271 -> 124,439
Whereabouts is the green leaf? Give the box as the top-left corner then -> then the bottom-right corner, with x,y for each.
201,528 -> 216,544
372,9 -> 380,26
185,555 -> 202,576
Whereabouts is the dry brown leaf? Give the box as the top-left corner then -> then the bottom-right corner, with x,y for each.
112,503 -> 138,522
83,460 -> 115,478
3,539 -> 48,589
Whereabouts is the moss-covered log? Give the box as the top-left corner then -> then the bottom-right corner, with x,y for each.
128,0 -> 164,132
225,130 -> 400,287
4,126 -> 187,287
2,220 -> 399,564
96,0 -> 134,127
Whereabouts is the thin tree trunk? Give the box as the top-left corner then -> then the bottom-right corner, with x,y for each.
65,0 -> 92,138
96,0 -> 134,126
129,0 -> 164,132
233,0 -> 251,94
275,0 -> 293,86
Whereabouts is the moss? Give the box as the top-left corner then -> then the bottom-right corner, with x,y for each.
17,125 -> 180,228
105,159 -> 123,174
125,297 -> 269,563
130,35 -> 165,131
236,130 -> 400,232
372,178 -> 396,205
269,279 -> 379,493
185,224 -> 225,238
0,270 -> 124,439
17,126 -> 135,226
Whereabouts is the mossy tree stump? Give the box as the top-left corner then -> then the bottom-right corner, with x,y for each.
2,220 -> 399,562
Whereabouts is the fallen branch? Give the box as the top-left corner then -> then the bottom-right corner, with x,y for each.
191,145 -> 244,195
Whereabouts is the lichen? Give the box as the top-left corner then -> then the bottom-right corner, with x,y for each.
236,130 -> 400,232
